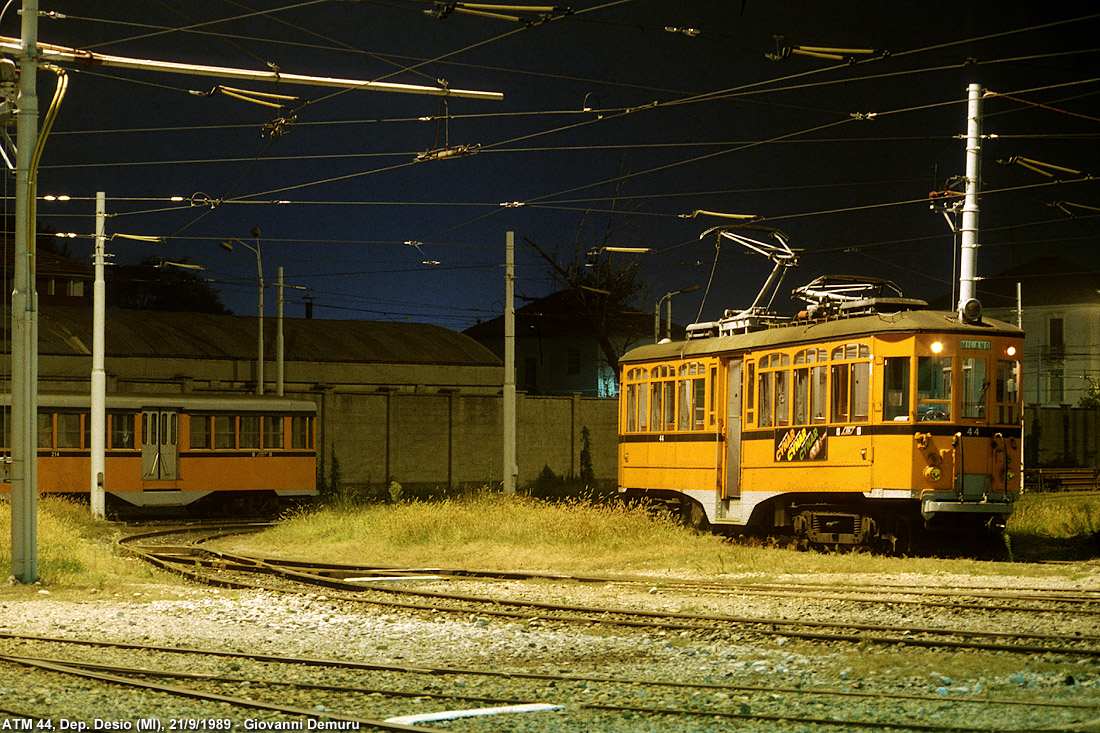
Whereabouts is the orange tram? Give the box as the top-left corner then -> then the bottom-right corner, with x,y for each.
1,393 -> 317,511
618,288 -> 1023,551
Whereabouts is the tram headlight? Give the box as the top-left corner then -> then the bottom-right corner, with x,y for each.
1006,346 -> 1017,357
931,341 -> 944,354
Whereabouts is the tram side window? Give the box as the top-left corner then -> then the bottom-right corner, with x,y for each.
745,362 -> 755,424
625,384 -> 637,432
239,416 -> 261,449
758,370 -> 774,427
883,357 -> 911,421
56,413 -> 83,449
962,358 -> 988,419
996,360 -> 1020,424
830,344 -> 870,423
265,416 -> 284,449
110,413 -> 136,449
292,416 -> 315,450
917,356 -> 952,421
37,412 -> 52,449
214,415 -> 235,449
190,415 -> 211,449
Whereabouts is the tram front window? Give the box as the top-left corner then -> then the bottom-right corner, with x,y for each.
917,355 -> 952,421
962,358 -> 988,419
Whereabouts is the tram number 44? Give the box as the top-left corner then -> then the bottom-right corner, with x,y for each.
963,427 -> 983,437
4,721 -> 55,731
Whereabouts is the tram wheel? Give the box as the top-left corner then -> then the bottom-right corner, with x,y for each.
681,500 -> 710,532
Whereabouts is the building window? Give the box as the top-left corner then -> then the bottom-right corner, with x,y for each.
1049,368 -> 1065,404
1048,316 -> 1064,359
566,349 -> 581,375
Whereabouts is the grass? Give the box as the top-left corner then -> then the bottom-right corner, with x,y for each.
1004,491 -> 1100,561
222,491 -> 1095,580
0,495 -> 167,590
2,491 -> 1095,589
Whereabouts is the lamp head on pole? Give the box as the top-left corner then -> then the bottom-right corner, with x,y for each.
219,239 -> 234,252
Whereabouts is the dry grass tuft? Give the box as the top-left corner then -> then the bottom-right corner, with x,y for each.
0,496 -> 164,589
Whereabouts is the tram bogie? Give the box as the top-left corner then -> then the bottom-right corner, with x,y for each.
618,305 -> 1023,550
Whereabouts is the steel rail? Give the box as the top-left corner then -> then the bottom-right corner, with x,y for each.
2,648 -> 1093,733
3,636 -> 1097,712
0,653 -> 442,732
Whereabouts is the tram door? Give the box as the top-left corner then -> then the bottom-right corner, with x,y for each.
724,359 -> 743,498
141,410 -> 179,481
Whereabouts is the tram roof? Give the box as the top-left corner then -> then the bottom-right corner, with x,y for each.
620,309 -> 1023,364
32,306 -> 501,367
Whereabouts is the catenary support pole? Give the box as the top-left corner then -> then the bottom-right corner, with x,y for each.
503,232 -> 517,494
11,0 -> 40,583
90,191 -> 106,519
958,83 -> 983,313
277,265 -> 284,397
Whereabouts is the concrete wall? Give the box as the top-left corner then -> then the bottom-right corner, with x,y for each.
1027,404 -> 1100,468
315,388 -> 618,493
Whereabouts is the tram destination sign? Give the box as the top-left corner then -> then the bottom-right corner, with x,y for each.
961,339 -> 990,350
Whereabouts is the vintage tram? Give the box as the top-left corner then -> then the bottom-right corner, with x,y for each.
1,392 -> 317,510
618,230 -> 1023,550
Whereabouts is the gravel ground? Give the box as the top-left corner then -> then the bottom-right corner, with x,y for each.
2,569 -> 1100,732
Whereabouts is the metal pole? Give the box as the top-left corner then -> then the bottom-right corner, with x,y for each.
90,191 -> 106,519
11,0 -> 40,583
253,230 -> 263,396
653,298 -> 661,343
503,231 -> 517,494
958,83 -> 982,313
277,265 -> 284,397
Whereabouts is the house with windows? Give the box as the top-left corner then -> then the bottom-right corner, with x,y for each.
979,257 -> 1100,407
464,290 -> 658,397
2,243 -> 93,307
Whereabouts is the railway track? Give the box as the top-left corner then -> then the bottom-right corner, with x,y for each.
0,632 -> 1096,732
118,527 -> 1100,660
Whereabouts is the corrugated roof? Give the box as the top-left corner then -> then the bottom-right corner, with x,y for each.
24,306 -> 501,366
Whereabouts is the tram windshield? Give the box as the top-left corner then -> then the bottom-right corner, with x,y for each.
917,355 -> 952,421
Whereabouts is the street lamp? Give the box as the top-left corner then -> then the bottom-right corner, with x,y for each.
655,284 -> 701,343
221,226 -> 264,396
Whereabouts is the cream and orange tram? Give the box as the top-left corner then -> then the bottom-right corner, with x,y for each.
618,276 -> 1023,550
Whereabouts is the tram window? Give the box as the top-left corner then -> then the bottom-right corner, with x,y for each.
292,416 -> 315,450
759,371 -> 774,427
37,412 -> 52,449
793,368 -> 809,424
214,415 -> 235,449
110,413 -> 136,450
190,415 -> 211,449
663,382 -> 675,430
240,416 -> 261,449
746,362 -> 755,424
694,377 -> 706,429
831,364 -> 850,422
625,384 -> 637,432
709,366 -> 717,426
812,365 -> 827,423
677,379 -> 691,430
0,407 -> 7,449
650,383 -> 663,430
54,411 -> 81,444
917,356 -> 952,421
883,357 -> 911,421
638,384 -> 648,430
775,369 -> 790,426
265,416 -> 284,449
851,363 -> 870,422
962,358 -> 988,419
996,360 -> 1020,424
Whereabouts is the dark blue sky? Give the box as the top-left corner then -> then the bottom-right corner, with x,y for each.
4,1 -> 1098,329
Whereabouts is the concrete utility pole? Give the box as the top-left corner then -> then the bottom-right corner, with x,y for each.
90,191 -> 106,519
503,232 -> 517,495
958,83 -> 983,315
11,0 -> 40,583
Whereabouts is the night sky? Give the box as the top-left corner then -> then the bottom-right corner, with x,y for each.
3,1 -> 1098,330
